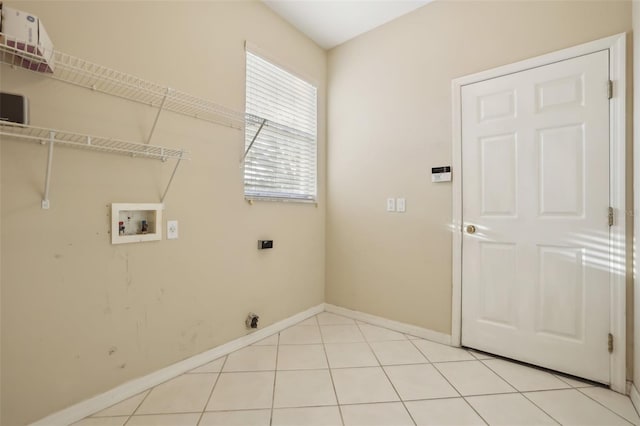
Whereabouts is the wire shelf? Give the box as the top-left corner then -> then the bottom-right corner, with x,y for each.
0,33 -> 246,129
0,122 -> 189,161
0,34 -> 311,145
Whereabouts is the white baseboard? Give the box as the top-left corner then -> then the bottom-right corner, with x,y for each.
31,303 -> 324,426
32,302 -> 451,425
324,303 -> 452,346
630,383 -> 640,415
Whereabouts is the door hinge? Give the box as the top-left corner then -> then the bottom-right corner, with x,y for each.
608,206 -> 614,226
608,80 -> 614,99
608,333 -> 614,353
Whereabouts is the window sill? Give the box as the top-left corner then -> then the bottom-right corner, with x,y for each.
245,196 -> 317,206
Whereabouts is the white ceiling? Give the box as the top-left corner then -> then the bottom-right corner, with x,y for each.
263,0 -> 432,50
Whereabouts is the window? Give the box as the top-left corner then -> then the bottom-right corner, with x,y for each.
244,50 -> 318,202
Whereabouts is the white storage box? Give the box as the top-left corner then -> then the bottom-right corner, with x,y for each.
0,3 -> 54,73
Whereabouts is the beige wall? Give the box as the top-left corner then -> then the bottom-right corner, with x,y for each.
326,1 -> 632,334
0,2 -> 326,425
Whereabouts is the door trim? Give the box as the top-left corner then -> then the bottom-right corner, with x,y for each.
451,33 -> 627,393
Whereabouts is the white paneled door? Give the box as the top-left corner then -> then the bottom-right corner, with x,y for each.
461,50 -> 610,384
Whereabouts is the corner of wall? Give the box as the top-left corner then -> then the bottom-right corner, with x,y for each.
632,0 -> 640,396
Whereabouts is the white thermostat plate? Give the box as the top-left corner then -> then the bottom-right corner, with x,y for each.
432,166 -> 451,182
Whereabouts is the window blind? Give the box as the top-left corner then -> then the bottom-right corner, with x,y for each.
244,51 -> 318,202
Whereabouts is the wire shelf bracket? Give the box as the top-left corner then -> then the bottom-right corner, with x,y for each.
0,123 -> 190,209
161,153 -> 184,203
147,88 -> 170,145
240,118 -> 267,165
41,131 -> 55,209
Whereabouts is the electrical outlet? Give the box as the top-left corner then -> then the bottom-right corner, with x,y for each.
386,198 -> 396,212
396,198 -> 406,213
167,220 -> 178,239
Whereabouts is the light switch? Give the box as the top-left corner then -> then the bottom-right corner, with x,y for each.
396,198 -> 406,213
386,198 -> 396,212
167,220 -> 178,239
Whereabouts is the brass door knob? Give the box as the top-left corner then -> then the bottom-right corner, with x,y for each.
466,225 -> 476,234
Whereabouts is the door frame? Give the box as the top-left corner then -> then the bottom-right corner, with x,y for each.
451,33 -> 627,393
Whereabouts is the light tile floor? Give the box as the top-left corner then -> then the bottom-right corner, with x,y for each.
75,312 -> 640,426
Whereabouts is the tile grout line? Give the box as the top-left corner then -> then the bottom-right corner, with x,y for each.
195,355 -> 229,426
406,336 -> 435,364
551,373 -> 599,390
122,364 -> 223,423
475,352 -> 598,389
519,391 -> 571,426
405,337 -> 481,365
575,387 -> 637,425
475,359 -> 562,426
108,390 -> 570,417
121,388 -> 152,426
476,358 -> 524,393
88,389 -> 151,420
456,395 -> 492,426
409,341 -> 492,426
430,358 -> 498,364
280,322 -> 322,345
355,320 -> 417,426
478,358 -> 633,425
170,362 -> 503,375
123,385 -> 155,425
553,374 -> 583,388
404,336 -> 488,419
318,315 -> 347,426
269,331 -> 281,426
477,358 -> 587,393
